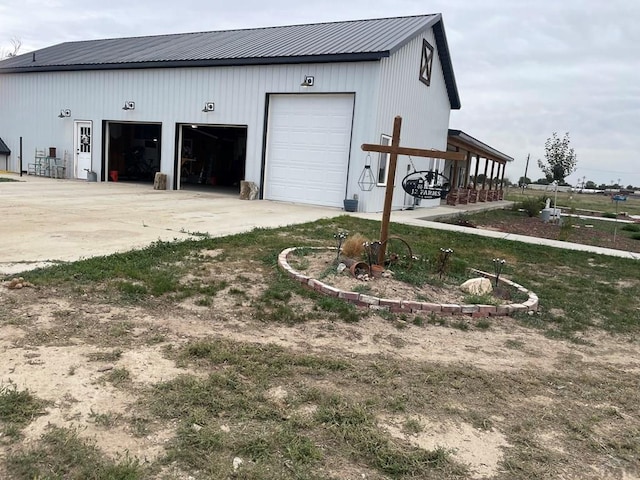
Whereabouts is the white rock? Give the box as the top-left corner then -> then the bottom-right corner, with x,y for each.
337,263 -> 346,273
460,277 -> 493,295
233,457 -> 244,471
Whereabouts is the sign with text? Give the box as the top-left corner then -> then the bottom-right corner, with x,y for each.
401,170 -> 450,199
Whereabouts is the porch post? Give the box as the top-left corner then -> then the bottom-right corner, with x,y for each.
451,159 -> 459,189
464,151 -> 471,188
473,154 -> 480,188
482,157 -> 489,190
489,160 -> 496,191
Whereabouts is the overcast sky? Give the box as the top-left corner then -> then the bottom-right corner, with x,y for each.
2,0 -> 638,187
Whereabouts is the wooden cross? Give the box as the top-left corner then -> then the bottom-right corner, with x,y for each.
361,116 -> 466,265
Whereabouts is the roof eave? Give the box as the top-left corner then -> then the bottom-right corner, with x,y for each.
432,18 -> 461,110
0,51 -> 389,74
448,129 -> 513,163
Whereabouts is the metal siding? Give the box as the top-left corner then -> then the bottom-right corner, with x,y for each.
0,62 -> 380,197
355,29 -> 452,212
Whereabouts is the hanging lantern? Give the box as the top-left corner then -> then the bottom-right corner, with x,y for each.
358,154 -> 376,191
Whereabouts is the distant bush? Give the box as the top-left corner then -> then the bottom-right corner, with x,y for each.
621,224 -> 640,232
517,196 -> 546,217
631,233 -> 640,241
602,212 -> 617,219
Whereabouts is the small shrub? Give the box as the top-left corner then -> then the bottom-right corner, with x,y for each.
476,319 -> 491,330
621,224 -> 640,232
631,233 -> 640,241
602,212 -> 617,219
103,368 -> 130,386
403,417 -> 424,434
451,320 -> 469,331
518,196 -> 546,217
341,233 -> 368,259
0,384 -> 46,426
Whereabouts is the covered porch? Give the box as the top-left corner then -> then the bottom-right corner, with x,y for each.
444,129 -> 513,206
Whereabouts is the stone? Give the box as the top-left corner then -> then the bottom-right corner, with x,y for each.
191,423 -> 203,432
233,457 -> 244,471
239,181 -> 259,200
153,172 -> 167,190
460,277 -> 493,295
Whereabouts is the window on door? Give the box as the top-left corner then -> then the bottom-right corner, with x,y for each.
377,134 -> 392,186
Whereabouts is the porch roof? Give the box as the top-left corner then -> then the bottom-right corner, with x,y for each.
447,129 -> 513,164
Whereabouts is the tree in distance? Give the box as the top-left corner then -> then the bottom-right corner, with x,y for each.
518,176 -> 531,187
537,132 -> 577,184
1,37 -> 21,58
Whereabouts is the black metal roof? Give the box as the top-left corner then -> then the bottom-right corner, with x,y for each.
0,14 -> 460,109
0,137 -> 10,155
448,129 -> 514,163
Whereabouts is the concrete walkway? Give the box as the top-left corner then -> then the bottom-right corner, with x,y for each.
1,174 -> 637,275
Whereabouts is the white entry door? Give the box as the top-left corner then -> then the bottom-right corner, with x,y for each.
74,121 -> 93,179
264,94 -> 354,207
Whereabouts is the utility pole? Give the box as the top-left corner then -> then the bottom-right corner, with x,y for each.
522,154 -> 530,192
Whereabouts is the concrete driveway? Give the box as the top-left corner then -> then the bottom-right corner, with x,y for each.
0,175 -> 343,274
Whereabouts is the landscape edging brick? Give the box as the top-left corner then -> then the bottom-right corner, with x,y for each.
278,248 -> 539,318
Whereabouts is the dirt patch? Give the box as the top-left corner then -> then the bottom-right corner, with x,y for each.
381,414 -> 510,479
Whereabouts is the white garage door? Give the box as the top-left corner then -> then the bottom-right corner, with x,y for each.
265,94 -> 354,207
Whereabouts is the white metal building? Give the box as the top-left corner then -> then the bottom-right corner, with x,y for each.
0,14 -> 461,212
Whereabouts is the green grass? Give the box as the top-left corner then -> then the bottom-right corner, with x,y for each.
0,384 -> 47,439
19,215 -> 640,339
463,293 -> 499,305
103,367 -> 131,386
142,338 -> 467,478
6,425 -> 144,479
505,188 -> 640,216
86,349 -> 123,362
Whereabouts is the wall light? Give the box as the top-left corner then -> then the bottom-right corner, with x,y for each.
122,101 -> 135,110
300,75 -> 314,87
202,102 -> 215,112
57,109 -> 71,118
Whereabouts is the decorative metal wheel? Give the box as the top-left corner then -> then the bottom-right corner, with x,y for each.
380,236 -> 413,269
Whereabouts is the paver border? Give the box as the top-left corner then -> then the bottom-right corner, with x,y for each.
278,247 -> 538,317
